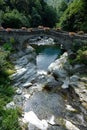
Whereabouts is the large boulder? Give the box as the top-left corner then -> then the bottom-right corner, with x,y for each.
48,52 -> 70,80
24,91 -> 65,130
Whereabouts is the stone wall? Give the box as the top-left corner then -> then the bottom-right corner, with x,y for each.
0,29 -> 87,50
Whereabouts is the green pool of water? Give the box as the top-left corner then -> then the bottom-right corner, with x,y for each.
32,44 -> 63,71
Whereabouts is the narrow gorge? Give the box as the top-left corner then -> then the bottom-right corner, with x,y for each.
5,35 -> 87,130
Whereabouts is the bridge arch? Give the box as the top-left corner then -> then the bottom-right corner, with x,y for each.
0,29 -> 87,51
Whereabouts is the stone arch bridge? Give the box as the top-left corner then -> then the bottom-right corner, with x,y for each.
0,29 -> 87,50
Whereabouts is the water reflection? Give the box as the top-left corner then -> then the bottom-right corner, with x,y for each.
32,45 -> 62,71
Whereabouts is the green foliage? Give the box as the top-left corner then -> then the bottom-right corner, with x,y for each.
31,7 -> 42,27
76,50 -> 87,65
0,70 -> 22,130
0,45 -> 22,130
0,10 -> 4,26
43,5 -> 58,27
0,48 -> 9,67
72,40 -> 87,52
69,40 -> 87,65
3,43 -> 12,51
0,37 -> 16,70
2,10 -> 22,28
59,0 -> 87,32
45,0 -> 69,13
0,0 -> 5,10
2,9 -> 30,28
10,37 -> 15,44
58,1 -> 68,12
3,37 -> 16,52
0,0 -> 57,28
0,108 -> 21,130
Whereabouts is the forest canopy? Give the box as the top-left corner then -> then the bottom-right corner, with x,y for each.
0,0 -> 87,32
58,0 -> 87,32
0,0 -> 58,28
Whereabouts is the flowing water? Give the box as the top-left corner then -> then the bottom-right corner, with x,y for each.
31,44 -> 62,71
11,37 -> 87,130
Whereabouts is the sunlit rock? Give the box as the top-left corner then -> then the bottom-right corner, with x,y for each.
24,92 -> 65,126
23,111 -> 48,130
6,101 -> 16,109
48,52 -> 68,79
65,119 -> 80,130
16,88 -> 22,95
61,78 -> 70,89
66,104 -> 77,112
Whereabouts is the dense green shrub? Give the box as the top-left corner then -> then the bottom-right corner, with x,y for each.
0,0 -> 58,28
43,5 -> 58,27
0,10 -> 4,26
0,0 -> 5,10
0,37 -> 15,68
69,40 -> 87,65
76,50 -> 87,65
72,40 -> 87,52
0,43 -> 22,130
58,0 -> 87,32
0,47 -> 9,67
31,7 -> 42,27
0,108 -> 21,130
0,68 -> 21,130
2,9 -> 30,28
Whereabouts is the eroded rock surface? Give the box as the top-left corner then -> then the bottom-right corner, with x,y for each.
10,45 -> 37,87
8,42 -> 87,130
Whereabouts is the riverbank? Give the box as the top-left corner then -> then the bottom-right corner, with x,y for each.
6,37 -> 87,130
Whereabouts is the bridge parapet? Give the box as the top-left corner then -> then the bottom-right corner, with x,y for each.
0,29 -> 87,50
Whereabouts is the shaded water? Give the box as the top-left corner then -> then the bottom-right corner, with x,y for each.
31,44 -> 62,71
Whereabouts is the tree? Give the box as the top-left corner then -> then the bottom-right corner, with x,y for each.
59,0 -> 87,32
43,5 -> 58,27
31,7 -> 42,27
59,1 -> 67,12
0,0 -> 6,11
1,9 -> 30,28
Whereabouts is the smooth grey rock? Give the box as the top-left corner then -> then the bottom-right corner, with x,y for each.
70,75 -> 80,82
22,82 -> 32,88
63,62 -> 72,73
23,111 -> 48,130
65,119 -> 80,130
28,83 -> 46,95
61,78 -> 70,89
18,65 -> 37,84
28,122 -> 65,130
24,45 -> 35,54
10,67 -> 27,80
53,69 -> 68,79
24,92 -> 65,130
16,88 -> 22,95
72,64 -> 87,74
14,55 -> 29,65
10,46 -> 37,84
11,62 -> 37,87
6,101 -> 15,109
48,53 -> 68,79
45,75 -> 62,90
25,91 -> 65,117
17,51 -> 25,57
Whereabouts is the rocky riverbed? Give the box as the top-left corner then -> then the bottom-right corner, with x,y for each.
6,38 -> 87,130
